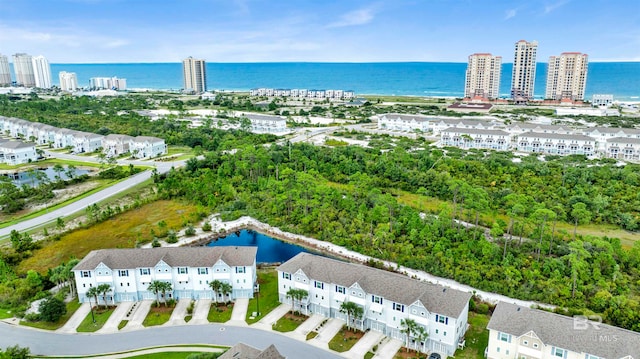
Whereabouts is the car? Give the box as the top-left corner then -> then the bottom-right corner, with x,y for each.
428,353 -> 441,359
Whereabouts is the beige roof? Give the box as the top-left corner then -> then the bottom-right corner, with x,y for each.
488,302 -> 640,359
73,246 -> 257,271
278,253 -> 471,318
381,113 -> 432,123
219,343 -> 285,359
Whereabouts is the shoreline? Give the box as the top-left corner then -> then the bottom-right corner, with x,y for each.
167,215 -> 555,310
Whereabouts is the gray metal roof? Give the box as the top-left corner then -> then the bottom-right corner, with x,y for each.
381,113 -> 432,123
518,132 -> 595,141
586,127 -> 640,135
241,113 -> 287,122
0,140 -> 35,149
441,127 -> 510,136
219,343 -> 285,359
277,253 -> 471,318
488,302 -> 640,359
607,137 -> 640,145
73,246 -> 257,271
133,136 -> 164,143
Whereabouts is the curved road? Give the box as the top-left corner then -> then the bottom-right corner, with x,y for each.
0,323 -> 340,358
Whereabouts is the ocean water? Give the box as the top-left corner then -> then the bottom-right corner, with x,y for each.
49,62 -> 640,101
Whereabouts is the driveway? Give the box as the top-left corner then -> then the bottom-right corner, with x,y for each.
165,299 -> 190,326
344,330 -> 384,358
294,314 -> 325,337
121,300 -> 152,331
0,322 -> 342,359
252,303 -> 289,331
97,302 -> 133,333
373,338 -> 403,359
228,298 -> 248,326
56,302 -> 90,333
310,318 -> 344,346
190,299 -> 211,325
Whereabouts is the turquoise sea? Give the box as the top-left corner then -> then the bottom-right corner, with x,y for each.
50,62 -> 640,101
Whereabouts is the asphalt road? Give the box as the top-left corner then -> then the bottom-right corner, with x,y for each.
0,323 -> 341,358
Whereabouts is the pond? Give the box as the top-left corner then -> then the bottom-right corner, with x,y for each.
3,166 -> 91,186
206,229 -> 310,264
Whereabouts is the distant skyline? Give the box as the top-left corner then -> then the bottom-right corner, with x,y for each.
0,0 -> 639,63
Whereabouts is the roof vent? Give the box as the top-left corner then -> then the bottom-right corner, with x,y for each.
517,308 -> 521,311
443,288 -> 446,292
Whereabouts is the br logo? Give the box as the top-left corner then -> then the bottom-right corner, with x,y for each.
573,315 -> 602,330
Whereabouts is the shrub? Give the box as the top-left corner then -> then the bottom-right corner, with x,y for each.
185,225 -> 196,236
39,297 -> 67,322
187,300 -> 195,315
166,230 -> 178,244
202,222 -> 212,232
152,238 -> 161,247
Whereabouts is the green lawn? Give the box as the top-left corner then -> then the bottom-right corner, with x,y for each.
453,312 -> 490,359
21,299 -> 82,331
328,326 -> 364,353
0,308 -> 13,319
246,269 -> 279,324
272,313 -> 307,332
207,303 -> 233,323
76,306 -> 115,332
143,306 -> 174,327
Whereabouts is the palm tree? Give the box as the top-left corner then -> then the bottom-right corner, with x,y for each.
86,286 -> 100,309
96,283 -> 112,309
400,318 -> 419,352
209,280 -> 223,304
414,325 -> 429,354
339,301 -> 363,332
160,281 -> 173,307
285,288 -> 308,315
64,259 -> 79,297
220,282 -> 232,303
147,281 -> 163,307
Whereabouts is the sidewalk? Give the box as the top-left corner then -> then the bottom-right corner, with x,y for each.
57,302 -> 90,333
97,302 -> 133,334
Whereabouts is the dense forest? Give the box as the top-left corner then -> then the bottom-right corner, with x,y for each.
156,143 -> 640,332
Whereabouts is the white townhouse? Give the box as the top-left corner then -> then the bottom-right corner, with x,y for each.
440,128 -> 512,151
8,118 -> 30,138
241,113 -> 288,134
34,124 -> 57,146
506,123 -> 574,136
377,113 -> 433,133
487,302 -> 639,359
103,134 -> 134,157
131,136 -> 167,159
431,118 -> 497,136
73,132 -> 104,153
343,90 -> 355,99
515,132 -> 596,156
74,247 -> 257,304
604,137 -> 640,161
0,140 -> 38,165
277,253 -> 471,357
581,127 -> 640,151
53,128 -> 78,149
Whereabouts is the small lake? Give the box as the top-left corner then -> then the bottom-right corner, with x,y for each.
3,166 -> 90,186
206,229 -> 310,264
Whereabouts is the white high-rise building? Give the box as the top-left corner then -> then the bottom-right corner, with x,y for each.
545,52 -> 588,101
59,71 -> 79,91
0,54 -> 11,86
182,57 -> 207,94
510,40 -> 538,101
90,77 -> 127,90
464,53 -> 502,100
32,55 -> 52,89
12,53 -> 35,87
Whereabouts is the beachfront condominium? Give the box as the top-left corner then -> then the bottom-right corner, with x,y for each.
464,53 -> 502,100
12,53 -> 36,87
545,52 -> 588,101
59,71 -> 79,91
90,76 -> 127,90
182,56 -> 207,94
32,55 -> 52,89
510,40 -> 538,101
0,54 -> 11,86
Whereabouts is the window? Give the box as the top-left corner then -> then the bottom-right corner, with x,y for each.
178,267 -> 188,274
81,271 -> 91,278
523,340 -> 529,346
393,303 -> 404,312
533,343 -> 539,349
140,268 -> 150,275
282,273 -> 291,280
498,332 -> 511,343
314,281 -> 324,289
435,329 -> 439,334
552,347 -> 567,358
236,266 -> 245,273
372,295 -> 383,304
336,286 -> 345,294
444,331 -> 447,336
437,315 -> 447,324
118,270 -> 129,277
585,355 -> 601,359
198,268 -> 209,275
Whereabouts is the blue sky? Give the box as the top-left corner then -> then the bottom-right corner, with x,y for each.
0,0 -> 638,63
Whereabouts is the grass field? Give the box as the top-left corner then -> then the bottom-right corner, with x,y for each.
17,200 -> 200,274
0,308 -> 13,319
246,269 -> 279,324
453,312 -> 490,359
20,299 -> 82,330
207,303 -> 233,323
328,326 -> 364,353
143,305 -> 174,327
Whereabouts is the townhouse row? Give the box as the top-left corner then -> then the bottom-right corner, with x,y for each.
377,113 -> 640,160
0,116 -> 167,159
249,88 -> 355,100
73,247 -> 257,304
487,302 -> 639,359
0,138 -> 38,165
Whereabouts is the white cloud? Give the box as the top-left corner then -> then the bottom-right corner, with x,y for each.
504,9 -> 517,20
544,0 -> 569,14
326,7 -> 376,28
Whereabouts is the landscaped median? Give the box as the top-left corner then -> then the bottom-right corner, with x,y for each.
207,302 -> 233,323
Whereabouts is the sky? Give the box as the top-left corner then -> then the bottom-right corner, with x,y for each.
0,0 -> 639,63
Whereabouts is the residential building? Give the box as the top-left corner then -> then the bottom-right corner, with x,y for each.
102,134 -> 134,156
0,140 -> 37,165
182,57 -> 207,94
277,253 -> 472,356
431,118 -> 498,136
218,343 -> 285,359
511,40 -> 538,101
377,113 -> 433,132
555,107 -> 619,116
59,71 -> 79,91
591,94 -> 613,107
447,103 -> 493,113
506,123 -> 574,136
130,136 -> 167,158
31,55 -> 52,89
441,128 -> 511,151
515,132 -> 596,156
545,52 -> 588,101
90,77 -> 127,90
241,113 -> 288,133
73,132 -> 104,153
249,88 -> 355,100
487,301 -> 639,359
604,137 -> 640,161
464,53 -> 502,100
73,247 -> 257,304
12,53 -> 35,87
0,54 -> 11,86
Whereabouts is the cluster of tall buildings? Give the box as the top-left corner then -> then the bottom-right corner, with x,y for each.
464,40 -> 589,103
0,53 -> 53,88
